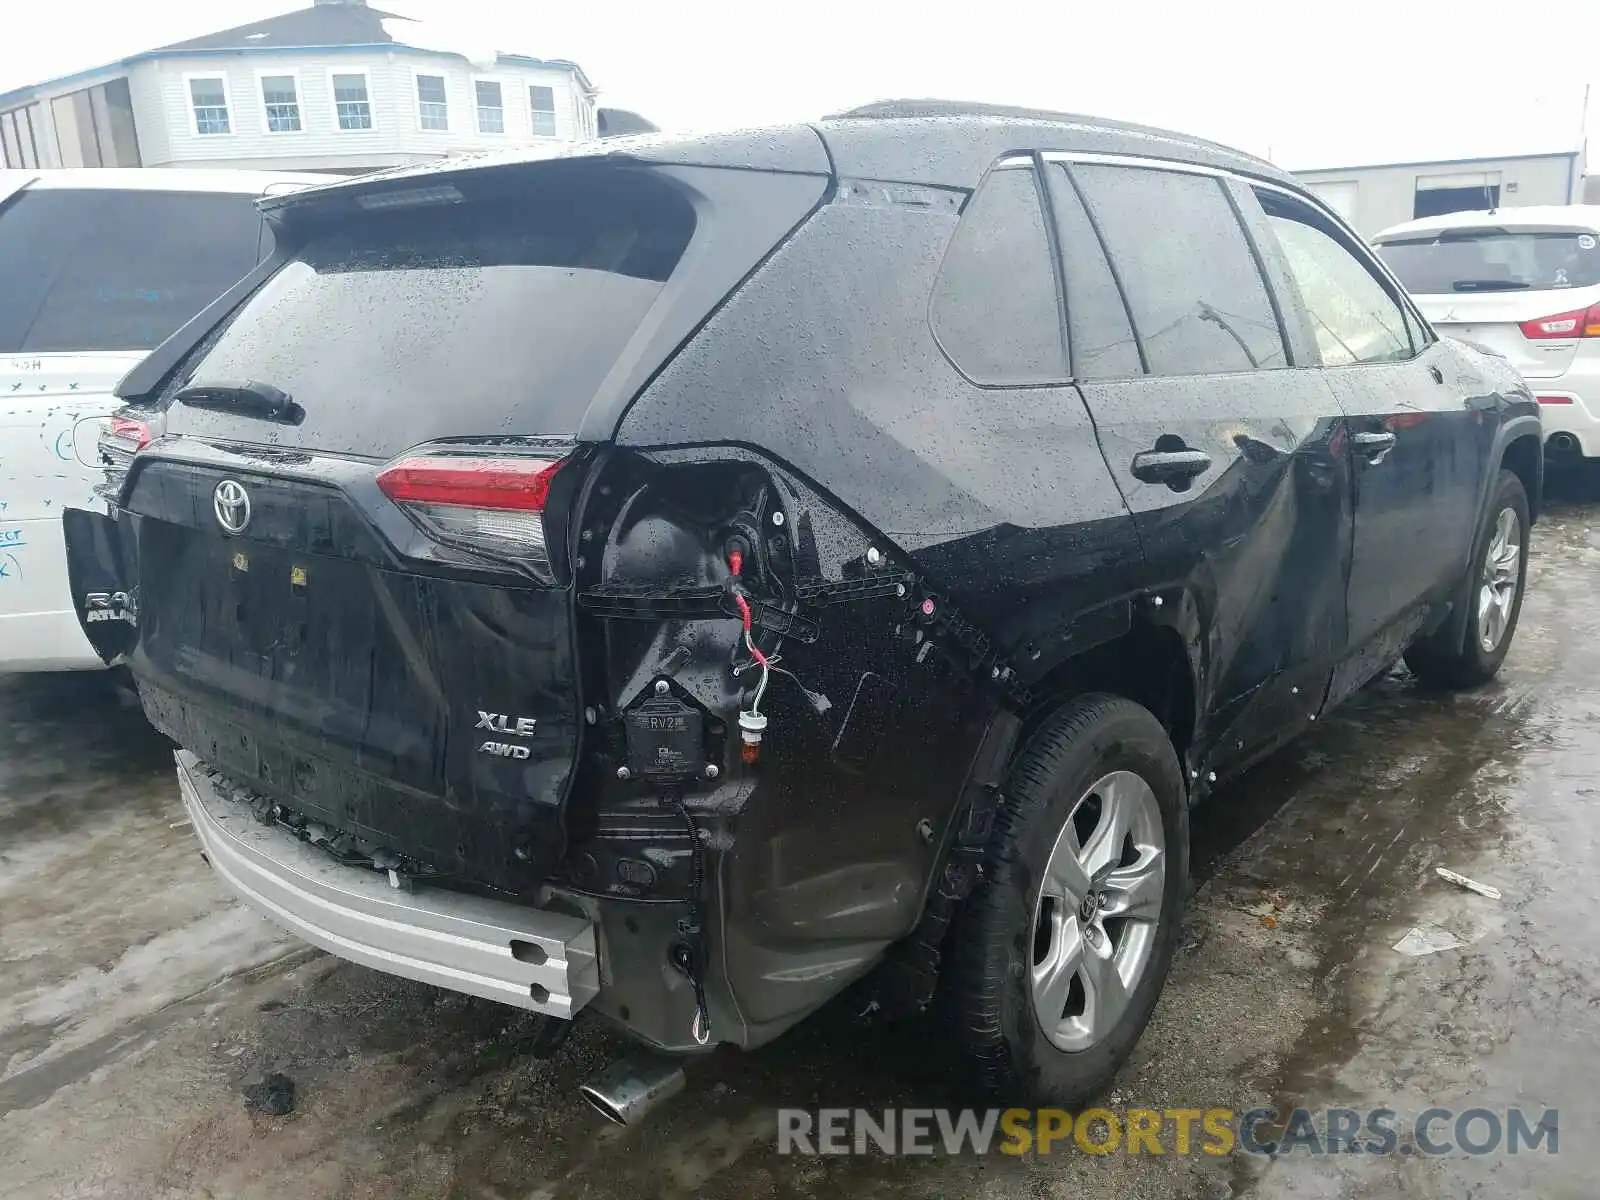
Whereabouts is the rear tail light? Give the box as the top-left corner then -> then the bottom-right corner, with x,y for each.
107,414 -> 153,451
1519,302 -> 1600,340
1537,394 -> 1576,405
377,452 -> 567,580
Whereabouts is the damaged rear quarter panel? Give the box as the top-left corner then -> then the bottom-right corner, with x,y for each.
605,182 -> 1148,1038
570,447 -> 1001,1042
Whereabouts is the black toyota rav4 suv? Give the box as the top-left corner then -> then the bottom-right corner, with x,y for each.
65,102 -> 1540,1113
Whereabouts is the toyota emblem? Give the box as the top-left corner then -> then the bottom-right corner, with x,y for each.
213,479 -> 252,535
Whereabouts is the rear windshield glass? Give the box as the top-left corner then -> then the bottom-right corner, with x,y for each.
0,188 -> 264,353
179,169 -> 697,442
1375,228 -> 1600,294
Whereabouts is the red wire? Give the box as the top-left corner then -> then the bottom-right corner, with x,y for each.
728,549 -> 769,668
733,593 -> 770,667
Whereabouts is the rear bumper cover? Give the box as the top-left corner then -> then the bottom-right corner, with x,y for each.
175,750 -> 600,1018
1534,390 -> 1600,455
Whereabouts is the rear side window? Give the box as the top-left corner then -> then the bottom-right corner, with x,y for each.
181,169 -> 696,445
1072,165 -> 1286,376
931,166 -> 1067,385
1048,166 -> 1143,379
1263,205 -> 1413,365
1376,228 -> 1600,294
0,189 -> 264,353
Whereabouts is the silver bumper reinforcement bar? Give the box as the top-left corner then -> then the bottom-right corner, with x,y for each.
175,750 -> 599,1018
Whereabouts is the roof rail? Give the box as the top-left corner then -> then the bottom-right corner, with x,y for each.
825,99 -> 1096,124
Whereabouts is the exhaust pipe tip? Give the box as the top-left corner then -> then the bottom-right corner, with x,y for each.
1550,432 -> 1581,454
579,1054 -> 687,1127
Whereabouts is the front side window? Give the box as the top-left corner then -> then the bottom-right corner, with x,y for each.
931,165 -> 1067,386
0,189 -> 263,353
1072,164 -> 1285,376
189,77 -> 230,135
529,85 -> 557,137
332,73 -> 372,131
416,74 -> 448,131
475,80 -> 504,133
1263,201 -> 1413,366
260,75 -> 300,133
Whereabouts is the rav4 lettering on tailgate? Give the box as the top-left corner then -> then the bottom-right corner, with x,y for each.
84,590 -> 137,625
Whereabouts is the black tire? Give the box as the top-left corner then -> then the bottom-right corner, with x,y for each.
944,693 -> 1189,1105
1404,469 -> 1530,689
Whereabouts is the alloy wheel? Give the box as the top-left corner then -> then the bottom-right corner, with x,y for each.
1477,506 -> 1522,653
1029,770 -> 1166,1052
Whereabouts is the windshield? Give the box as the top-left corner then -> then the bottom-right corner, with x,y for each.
0,188 -> 264,353
174,168 -> 697,452
1375,228 -> 1600,294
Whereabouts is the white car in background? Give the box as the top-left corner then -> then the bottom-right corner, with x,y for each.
0,167 -> 326,674
1372,205 -> 1600,464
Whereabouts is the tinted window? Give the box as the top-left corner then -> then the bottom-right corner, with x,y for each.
1265,209 -> 1412,365
179,170 -> 696,449
0,189 -> 264,353
1049,166 -> 1143,379
931,166 -> 1067,385
1375,228 -> 1600,294
1072,165 -> 1285,375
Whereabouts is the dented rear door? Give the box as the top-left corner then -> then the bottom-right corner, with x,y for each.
1048,160 -> 1353,775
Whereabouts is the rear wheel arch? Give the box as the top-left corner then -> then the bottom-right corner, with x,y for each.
944,691 -> 1190,1103
1019,621 -> 1198,776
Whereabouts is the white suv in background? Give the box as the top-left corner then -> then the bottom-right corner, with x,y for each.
1373,205 -> 1600,464
0,167 -> 326,674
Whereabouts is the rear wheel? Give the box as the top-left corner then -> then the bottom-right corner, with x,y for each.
945,694 -> 1188,1104
1405,469 -> 1530,688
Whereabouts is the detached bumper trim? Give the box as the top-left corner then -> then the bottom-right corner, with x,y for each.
175,750 -> 598,1018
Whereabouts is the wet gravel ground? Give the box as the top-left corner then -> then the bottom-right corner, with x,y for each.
5,491 -> 1600,1200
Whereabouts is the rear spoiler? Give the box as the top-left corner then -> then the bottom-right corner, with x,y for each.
254,126 -> 830,226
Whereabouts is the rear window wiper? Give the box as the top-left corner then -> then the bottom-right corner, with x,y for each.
1449,279 -> 1531,292
174,379 -> 304,424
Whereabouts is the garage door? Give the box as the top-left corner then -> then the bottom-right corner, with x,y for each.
1305,180 -> 1359,225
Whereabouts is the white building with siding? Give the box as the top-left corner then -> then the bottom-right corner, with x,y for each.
0,0 -> 597,174
1293,151 -> 1586,239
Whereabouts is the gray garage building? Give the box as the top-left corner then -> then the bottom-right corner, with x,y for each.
1292,150 -> 1586,239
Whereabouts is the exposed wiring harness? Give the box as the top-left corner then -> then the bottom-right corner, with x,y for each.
727,549 -> 770,715
665,789 -> 712,1047
727,547 -> 831,719
732,653 -> 832,716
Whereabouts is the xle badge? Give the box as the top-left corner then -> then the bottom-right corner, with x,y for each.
477,712 -> 536,759
477,711 -> 538,737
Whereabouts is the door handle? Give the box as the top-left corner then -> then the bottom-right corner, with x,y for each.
1351,431 -> 1397,463
1130,448 -> 1213,487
